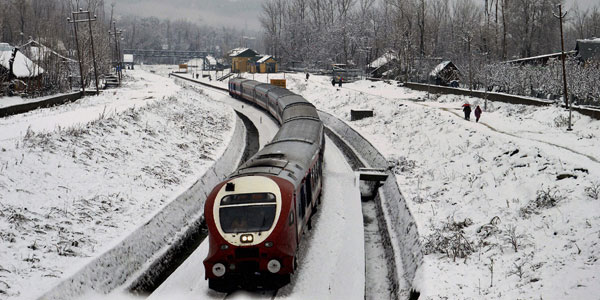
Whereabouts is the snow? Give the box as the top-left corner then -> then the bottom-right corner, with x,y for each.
256,55 -> 272,64
369,51 -> 397,69
0,69 -> 234,299
0,43 -> 44,78
237,71 -> 600,299
429,61 -> 451,77
229,48 -> 250,57
2,64 -> 599,299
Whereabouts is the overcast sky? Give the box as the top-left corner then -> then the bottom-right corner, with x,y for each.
113,0 -> 265,31
112,0 -> 597,32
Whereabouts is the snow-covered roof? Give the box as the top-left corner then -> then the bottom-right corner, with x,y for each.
576,38 -> 600,61
0,43 -> 44,78
206,55 -> 217,65
429,61 -> 452,77
504,51 -> 577,64
20,39 -> 76,63
370,51 -> 397,69
257,55 -> 273,64
228,47 -> 258,57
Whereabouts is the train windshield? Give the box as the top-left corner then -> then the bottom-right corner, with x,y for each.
219,205 -> 276,234
220,193 -> 276,206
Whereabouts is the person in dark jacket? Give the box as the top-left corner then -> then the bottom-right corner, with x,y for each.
338,77 -> 343,87
306,72 -> 310,80
474,105 -> 482,122
462,103 -> 471,121
332,78 -> 336,86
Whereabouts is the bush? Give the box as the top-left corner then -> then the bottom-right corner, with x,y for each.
424,217 -> 474,261
585,181 -> 600,200
520,187 -> 564,217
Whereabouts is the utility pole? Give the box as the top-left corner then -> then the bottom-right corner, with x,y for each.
553,4 -> 572,131
67,14 -> 85,94
109,22 -> 123,85
68,9 -> 99,95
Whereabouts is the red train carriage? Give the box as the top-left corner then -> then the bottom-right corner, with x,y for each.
204,78 -> 324,291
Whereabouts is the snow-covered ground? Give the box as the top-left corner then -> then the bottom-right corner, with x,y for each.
0,70 -> 234,299
226,71 -> 599,299
2,64 -> 598,300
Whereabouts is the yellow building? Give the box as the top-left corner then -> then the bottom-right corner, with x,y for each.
229,48 -> 259,73
248,55 -> 278,73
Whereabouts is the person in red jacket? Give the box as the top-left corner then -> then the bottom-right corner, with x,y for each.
474,105 -> 482,122
462,103 -> 471,121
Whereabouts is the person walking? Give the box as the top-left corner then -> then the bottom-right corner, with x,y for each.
338,77 -> 343,87
474,105 -> 482,122
462,103 -> 471,121
332,77 -> 336,86
306,72 -> 310,80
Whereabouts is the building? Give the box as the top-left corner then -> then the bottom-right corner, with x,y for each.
229,48 -> 259,73
248,55 -> 278,73
1,42 -> 44,93
429,61 -> 460,86
367,50 -> 398,78
575,38 -> 600,66
504,51 -> 577,65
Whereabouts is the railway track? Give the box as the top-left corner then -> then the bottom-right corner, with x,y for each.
160,73 -> 398,300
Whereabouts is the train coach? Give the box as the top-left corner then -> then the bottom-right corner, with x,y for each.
203,78 -> 325,291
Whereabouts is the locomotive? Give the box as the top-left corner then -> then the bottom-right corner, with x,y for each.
203,78 -> 325,291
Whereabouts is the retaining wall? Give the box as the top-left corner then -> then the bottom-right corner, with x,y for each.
39,113 -> 246,300
0,91 -> 99,118
405,82 -> 600,121
318,110 -> 423,299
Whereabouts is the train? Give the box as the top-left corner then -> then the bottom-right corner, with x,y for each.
202,77 -> 325,292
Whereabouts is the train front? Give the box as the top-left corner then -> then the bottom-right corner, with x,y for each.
203,175 -> 295,291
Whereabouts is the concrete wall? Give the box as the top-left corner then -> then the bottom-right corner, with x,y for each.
405,82 -> 600,121
39,114 -> 246,300
318,110 -> 423,299
0,91 -> 99,118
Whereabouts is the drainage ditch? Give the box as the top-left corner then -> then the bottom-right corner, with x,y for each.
128,111 -> 259,295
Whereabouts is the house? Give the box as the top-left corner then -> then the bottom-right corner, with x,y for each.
429,61 -> 460,86
367,51 -> 398,78
19,39 -> 78,88
575,38 -> 600,65
228,48 -> 259,73
1,42 -> 44,93
248,55 -> 278,73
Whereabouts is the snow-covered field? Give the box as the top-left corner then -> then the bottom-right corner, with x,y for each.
222,71 -> 599,299
0,70 -> 234,299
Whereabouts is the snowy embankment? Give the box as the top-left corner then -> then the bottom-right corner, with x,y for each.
246,72 -> 599,299
0,70 -> 235,299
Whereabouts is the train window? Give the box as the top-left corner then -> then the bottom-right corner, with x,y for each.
220,193 -> 276,206
219,205 -> 276,233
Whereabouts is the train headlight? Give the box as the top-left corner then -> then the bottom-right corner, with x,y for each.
267,259 -> 281,273
264,241 -> 274,248
220,244 -> 229,250
240,234 -> 253,243
212,263 -> 226,277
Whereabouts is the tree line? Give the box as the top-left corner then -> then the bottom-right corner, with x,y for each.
1,0 -> 253,95
261,0 -> 599,68
260,0 -> 600,104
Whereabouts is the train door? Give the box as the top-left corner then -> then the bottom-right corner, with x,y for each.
298,183 -> 307,235
306,172 -> 313,207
